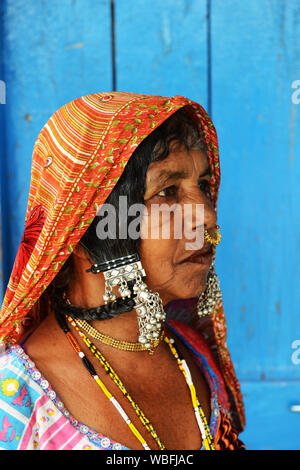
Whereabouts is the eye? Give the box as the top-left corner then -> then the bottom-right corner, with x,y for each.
198,180 -> 209,190
156,185 -> 177,198
198,179 -> 211,198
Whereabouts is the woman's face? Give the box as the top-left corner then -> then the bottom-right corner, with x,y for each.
139,142 -> 217,305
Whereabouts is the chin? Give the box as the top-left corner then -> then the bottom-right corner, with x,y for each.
181,285 -> 206,300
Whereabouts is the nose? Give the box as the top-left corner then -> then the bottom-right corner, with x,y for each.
203,199 -> 217,234
183,186 -> 217,229
181,188 -> 217,250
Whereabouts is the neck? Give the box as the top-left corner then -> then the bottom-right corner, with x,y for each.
91,310 -> 144,344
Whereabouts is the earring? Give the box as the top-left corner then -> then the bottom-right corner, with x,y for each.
132,273 -> 166,350
87,253 -> 166,353
197,262 -> 222,318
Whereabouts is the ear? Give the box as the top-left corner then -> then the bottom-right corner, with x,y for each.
73,243 -> 92,262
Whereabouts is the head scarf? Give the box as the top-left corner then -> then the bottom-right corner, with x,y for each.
0,91 -> 245,431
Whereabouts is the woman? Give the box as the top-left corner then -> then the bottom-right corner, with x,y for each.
0,92 -> 245,450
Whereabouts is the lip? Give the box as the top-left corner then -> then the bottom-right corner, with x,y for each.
178,245 -> 213,266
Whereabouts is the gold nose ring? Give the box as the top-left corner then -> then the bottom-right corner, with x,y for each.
204,224 -> 221,246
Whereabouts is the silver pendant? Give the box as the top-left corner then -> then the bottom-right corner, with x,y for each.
103,260 -> 166,352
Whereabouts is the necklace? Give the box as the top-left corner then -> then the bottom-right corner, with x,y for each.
68,316 -> 165,450
74,318 -> 164,353
164,336 -> 215,450
61,318 -> 152,450
62,314 -> 215,450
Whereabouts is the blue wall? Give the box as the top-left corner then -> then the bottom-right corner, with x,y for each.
1,0 -> 300,449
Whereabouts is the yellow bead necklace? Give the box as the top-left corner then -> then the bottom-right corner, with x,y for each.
63,314 -> 215,450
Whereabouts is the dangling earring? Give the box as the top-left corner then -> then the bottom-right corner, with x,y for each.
197,262 -> 222,318
197,225 -> 222,318
87,253 -> 166,354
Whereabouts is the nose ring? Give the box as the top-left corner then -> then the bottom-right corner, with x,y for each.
204,224 -> 221,246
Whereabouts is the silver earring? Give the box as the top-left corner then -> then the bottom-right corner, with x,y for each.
132,273 -> 166,351
88,254 -> 166,352
197,263 -> 222,318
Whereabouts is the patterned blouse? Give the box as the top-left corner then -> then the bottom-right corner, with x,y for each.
0,320 -> 245,450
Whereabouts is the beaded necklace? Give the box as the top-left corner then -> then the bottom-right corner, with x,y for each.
61,314 -> 215,450
165,336 -> 215,450
60,318 -> 151,449
67,316 -> 165,450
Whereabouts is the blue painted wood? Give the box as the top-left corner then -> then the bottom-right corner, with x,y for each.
211,0 -> 300,448
239,381 -> 300,450
0,0 -> 6,300
0,0 -> 112,293
212,0 -> 300,380
115,0 -> 209,107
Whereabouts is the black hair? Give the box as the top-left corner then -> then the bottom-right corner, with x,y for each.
49,107 -> 208,319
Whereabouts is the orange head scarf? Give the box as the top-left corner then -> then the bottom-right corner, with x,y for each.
0,91 -> 245,431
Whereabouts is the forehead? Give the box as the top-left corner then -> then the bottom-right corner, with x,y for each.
146,144 -> 209,183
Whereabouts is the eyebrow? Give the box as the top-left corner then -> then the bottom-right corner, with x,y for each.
149,165 -> 211,190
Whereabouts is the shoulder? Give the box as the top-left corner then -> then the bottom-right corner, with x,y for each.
0,346 -> 42,449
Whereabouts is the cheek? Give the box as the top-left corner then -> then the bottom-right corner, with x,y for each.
139,236 -> 208,303
140,205 -> 179,241
139,215 -> 178,291
139,237 -> 177,274
139,209 -> 177,267
138,239 -> 176,302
